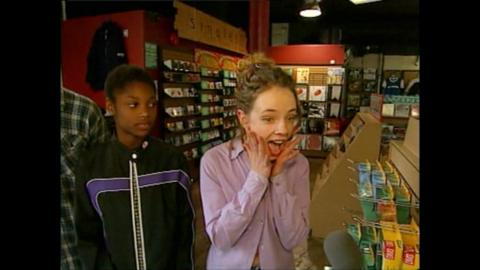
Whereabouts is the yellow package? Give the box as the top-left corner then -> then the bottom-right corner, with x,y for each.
399,219 -> 419,246
399,220 -> 420,270
401,244 -> 419,270
380,221 -> 403,270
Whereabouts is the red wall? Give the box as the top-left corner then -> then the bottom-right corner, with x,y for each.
61,10 -> 146,108
266,44 -> 345,65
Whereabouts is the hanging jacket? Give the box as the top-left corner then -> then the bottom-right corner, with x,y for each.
86,20 -> 127,90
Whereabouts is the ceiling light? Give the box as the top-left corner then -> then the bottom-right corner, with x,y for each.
350,0 -> 383,5
300,0 -> 322,18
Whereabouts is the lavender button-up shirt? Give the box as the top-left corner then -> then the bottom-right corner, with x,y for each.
200,138 -> 310,270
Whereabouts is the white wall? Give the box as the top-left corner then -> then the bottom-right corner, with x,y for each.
384,55 -> 419,70
350,54 -> 420,70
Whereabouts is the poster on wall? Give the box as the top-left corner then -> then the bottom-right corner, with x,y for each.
271,23 -> 289,46
145,42 -> 158,69
296,84 -> 308,101
330,86 -> 342,101
309,85 -> 327,101
296,68 -> 310,84
329,103 -> 341,118
308,103 -> 326,118
363,68 -> 376,80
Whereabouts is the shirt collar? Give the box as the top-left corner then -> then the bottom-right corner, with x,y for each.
113,135 -> 151,160
229,137 -> 245,160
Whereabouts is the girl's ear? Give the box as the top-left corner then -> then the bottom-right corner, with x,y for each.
106,98 -> 115,116
236,109 -> 249,129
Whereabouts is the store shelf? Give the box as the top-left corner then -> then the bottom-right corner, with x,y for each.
163,71 -> 200,75
201,125 -> 223,132
177,141 -> 201,150
199,88 -> 223,91
200,136 -> 222,145
163,81 -> 200,85
164,127 -> 201,135
222,126 -> 237,131
164,113 -> 202,120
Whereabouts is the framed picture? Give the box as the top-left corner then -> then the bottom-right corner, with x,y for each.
309,85 -> 327,101
295,84 -> 308,101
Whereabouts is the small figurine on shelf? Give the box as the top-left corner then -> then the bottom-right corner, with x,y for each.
382,71 -> 404,95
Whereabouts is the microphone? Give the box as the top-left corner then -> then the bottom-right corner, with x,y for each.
323,230 -> 363,270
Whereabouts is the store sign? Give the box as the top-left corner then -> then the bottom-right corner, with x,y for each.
173,0 -> 247,55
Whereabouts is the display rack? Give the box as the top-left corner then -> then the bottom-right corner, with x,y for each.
159,47 -> 203,161
342,116 -> 420,270
309,112 -> 382,238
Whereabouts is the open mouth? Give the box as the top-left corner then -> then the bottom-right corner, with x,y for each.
268,140 -> 286,157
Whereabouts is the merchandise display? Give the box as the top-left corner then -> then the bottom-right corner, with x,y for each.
159,48 -> 239,161
279,65 -> 346,153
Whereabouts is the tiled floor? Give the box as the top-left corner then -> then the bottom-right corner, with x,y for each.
190,157 -> 328,270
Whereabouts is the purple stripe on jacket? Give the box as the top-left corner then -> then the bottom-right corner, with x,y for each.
86,170 -> 190,217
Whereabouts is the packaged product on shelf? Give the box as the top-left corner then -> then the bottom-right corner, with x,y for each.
385,170 -> 401,187
347,223 -> 362,244
192,148 -> 199,159
201,107 -> 210,116
357,161 -> 371,171
395,181 -> 412,224
201,120 -> 210,129
164,87 -> 183,97
358,172 -> 375,220
401,245 -> 419,270
359,242 -> 376,270
377,200 -> 397,222
357,161 -> 371,184
375,240 -> 383,270
175,121 -> 184,131
399,220 -> 420,270
186,105 -> 195,114
174,136 -> 182,146
360,225 -> 378,245
166,122 -> 176,132
186,120 -> 197,129
381,160 -> 394,174
371,161 -> 386,186
399,220 -> 419,248
379,222 -> 403,270
358,177 -> 373,198
375,181 -> 394,201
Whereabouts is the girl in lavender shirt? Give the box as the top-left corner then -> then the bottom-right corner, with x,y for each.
200,53 -> 310,270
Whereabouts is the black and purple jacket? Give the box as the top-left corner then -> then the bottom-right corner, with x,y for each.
75,136 -> 195,270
